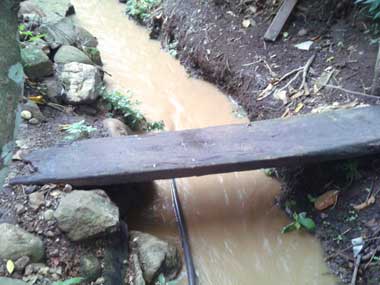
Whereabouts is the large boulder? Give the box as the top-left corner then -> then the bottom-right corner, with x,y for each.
23,0 -> 74,25
0,277 -> 28,285
57,62 -> 102,104
21,46 -> 53,81
38,18 -> 97,50
54,45 -> 93,65
103,118 -> 130,137
54,190 -> 119,241
130,231 -> 181,283
0,223 -> 44,262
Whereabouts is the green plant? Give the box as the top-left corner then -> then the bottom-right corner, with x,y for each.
167,41 -> 178,57
52,277 -> 85,285
156,273 -> 178,285
18,24 -> 46,42
282,212 -> 316,234
345,210 -> 359,222
126,0 -> 161,22
101,89 -> 164,131
356,0 -> 380,19
60,120 -> 97,141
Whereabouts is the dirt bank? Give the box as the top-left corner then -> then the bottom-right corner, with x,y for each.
155,0 -> 380,283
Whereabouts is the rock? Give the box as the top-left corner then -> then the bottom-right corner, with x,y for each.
21,110 -> 32,120
43,209 -> 54,221
28,118 -> 40,125
103,118 -> 130,137
38,18 -> 97,50
0,223 -> 44,262
297,28 -> 308,37
41,77 -> 63,103
14,256 -> 31,272
29,0 -> 74,24
75,105 -> 98,116
84,47 -> 102,66
22,100 -> 46,122
130,253 -> 145,285
95,277 -> 105,285
0,277 -> 28,285
57,62 -> 102,104
54,190 -> 119,241
130,231 -> 180,283
24,263 -> 48,276
80,254 -> 102,281
29,191 -> 45,210
22,38 -> 50,55
18,1 -> 46,18
15,204 -> 27,215
21,46 -> 53,81
54,45 -> 93,65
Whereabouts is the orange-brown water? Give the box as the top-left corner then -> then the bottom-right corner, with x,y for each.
72,1 -> 336,284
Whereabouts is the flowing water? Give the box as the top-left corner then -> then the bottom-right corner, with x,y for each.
72,1 -> 337,284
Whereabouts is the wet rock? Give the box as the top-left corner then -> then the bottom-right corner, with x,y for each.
130,253 -> 145,285
29,0 -> 75,24
22,100 -> 46,122
21,110 -> 32,120
54,45 -> 93,65
130,231 -> 181,283
14,256 -> 31,272
0,277 -> 27,285
29,191 -> 45,210
21,46 -> 53,81
38,18 -> 97,50
103,118 -> 130,137
57,62 -> 102,104
0,223 -> 44,262
84,47 -> 102,65
54,190 -> 119,241
80,254 -> 102,281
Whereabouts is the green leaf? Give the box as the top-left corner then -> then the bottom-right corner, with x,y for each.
6,260 -> 15,274
298,212 -> 316,231
52,277 -> 85,285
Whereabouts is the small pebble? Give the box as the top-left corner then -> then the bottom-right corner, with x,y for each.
28,118 -> 39,125
297,28 -> 308,37
21,110 -> 32,120
15,256 -> 30,272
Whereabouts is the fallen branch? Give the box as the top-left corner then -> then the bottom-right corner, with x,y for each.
299,54 -> 316,90
325,84 -> 380,100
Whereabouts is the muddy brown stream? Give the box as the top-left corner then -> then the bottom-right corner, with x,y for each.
72,1 -> 337,284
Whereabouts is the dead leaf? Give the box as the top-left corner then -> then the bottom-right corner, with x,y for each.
273,90 -> 288,104
353,195 -> 376,211
6,260 -> 14,274
294,41 -> 314,51
294,102 -> 304,113
314,190 -> 339,211
29,96 -> 46,105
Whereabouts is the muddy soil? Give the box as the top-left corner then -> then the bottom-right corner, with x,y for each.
155,0 -> 380,283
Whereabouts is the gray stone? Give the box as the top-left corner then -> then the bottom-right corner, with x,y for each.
14,256 -> 31,272
130,231 -> 180,283
21,46 -> 53,81
0,277 -> 28,285
38,18 -> 97,50
29,191 -> 45,210
130,253 -> 145,285
18,1 -> 46,18
103,118 -> 130,137
57,62 -> 102,104
22,100 -> 46,122
54,190 -> 119,241
29,0 -> 74,24
22,39 -> 50,55
80,254 -> 102,281
54,45 -> 93,65
41,77 -> 63,103
0,223 -> 44,262
28,118 -> 40,125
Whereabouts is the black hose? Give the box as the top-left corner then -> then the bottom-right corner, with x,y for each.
171,178 -> 197,285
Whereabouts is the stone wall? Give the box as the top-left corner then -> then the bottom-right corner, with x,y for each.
0,1 -> 23,188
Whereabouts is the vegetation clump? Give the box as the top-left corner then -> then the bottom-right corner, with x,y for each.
60,120 -> 97,141
356,0 -> 380,18
18,24 -> 46,42
126,0 -> 161,23
101,89 -> 164,131
281,212 -> 316,234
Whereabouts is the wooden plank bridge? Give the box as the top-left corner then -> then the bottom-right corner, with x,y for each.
10,106 -> 380,187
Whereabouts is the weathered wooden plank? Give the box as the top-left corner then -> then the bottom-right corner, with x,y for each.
264,0 -> 298,42
10,106 -> 380,187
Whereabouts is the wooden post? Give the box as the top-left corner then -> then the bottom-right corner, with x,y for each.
0,0 -> 23,188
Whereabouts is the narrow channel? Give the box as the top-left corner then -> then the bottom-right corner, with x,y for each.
72,1 -> 337,284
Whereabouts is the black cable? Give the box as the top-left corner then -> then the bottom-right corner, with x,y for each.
171,178 -> 197,285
